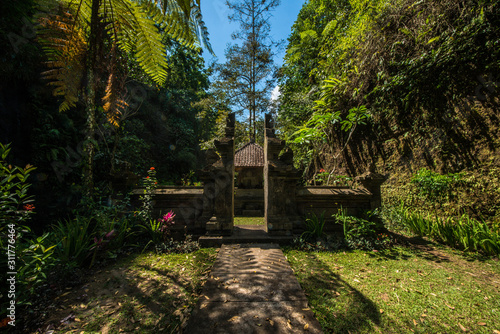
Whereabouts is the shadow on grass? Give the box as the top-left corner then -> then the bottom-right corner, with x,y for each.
43,249 -> 216,333
290,252 -> 381,333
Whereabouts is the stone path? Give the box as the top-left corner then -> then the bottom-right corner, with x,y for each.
184,243 -> 323,333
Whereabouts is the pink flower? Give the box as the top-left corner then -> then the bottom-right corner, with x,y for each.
105,229 -> 115,239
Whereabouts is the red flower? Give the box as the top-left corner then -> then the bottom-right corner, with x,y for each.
319,169 -> 326,173
0,318 -> 9,327
23,204 -> 35,211
150,167 -> 155,170
146,176 -> 150,179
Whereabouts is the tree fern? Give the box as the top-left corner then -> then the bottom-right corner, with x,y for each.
36,0 -> 212,192
37,0 -> 211,112
37,5 -> 87,112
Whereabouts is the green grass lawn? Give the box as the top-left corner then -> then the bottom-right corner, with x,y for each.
284,244 -> 500,334
233,216 -> 265,226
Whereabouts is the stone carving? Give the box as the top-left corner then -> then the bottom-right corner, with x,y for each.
199,113 -> 235,235
263,113 -> 301,236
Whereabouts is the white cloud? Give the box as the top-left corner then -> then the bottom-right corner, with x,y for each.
270,85 -> 281,102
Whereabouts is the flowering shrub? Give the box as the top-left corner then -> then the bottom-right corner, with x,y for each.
140,210 -> 176,246
0,143 -> 58,309
0,143 -> 36,232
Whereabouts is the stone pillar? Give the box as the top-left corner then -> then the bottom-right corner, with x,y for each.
264,114 -> 300,236
203,113 -> 235,235
198,149 -> 219,230
355,166 -> 386,211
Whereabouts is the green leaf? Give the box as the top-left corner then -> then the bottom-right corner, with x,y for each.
427,36 -> 440,44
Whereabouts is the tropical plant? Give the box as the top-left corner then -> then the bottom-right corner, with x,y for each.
140,210 -> 176,245
36,0 -> 213,194
0,143 -> 37,234
396,205 -> 500,256
137,167 -> 158,222
335,209 -> 390,250
301,211 -> 326,240
52,216 -> 94,265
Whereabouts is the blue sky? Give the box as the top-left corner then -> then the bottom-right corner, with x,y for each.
200,0 -> 307,66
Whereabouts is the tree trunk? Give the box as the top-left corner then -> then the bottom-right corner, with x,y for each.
83,0 -> 101,196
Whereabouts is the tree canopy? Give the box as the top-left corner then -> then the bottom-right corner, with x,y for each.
212,0 -> 281,142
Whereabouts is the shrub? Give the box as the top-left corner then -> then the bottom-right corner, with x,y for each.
0,143 -> 36,233
335,210 -> 392,250
411,168 -> 462,201
0,143 -> 59,310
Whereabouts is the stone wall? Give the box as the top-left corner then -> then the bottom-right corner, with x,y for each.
295,186 -> 372,233
234,188 -> 264,216
130,113 -> 385,237
130,186 -> 205,234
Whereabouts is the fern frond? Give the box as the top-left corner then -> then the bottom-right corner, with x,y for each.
102,73 -> 129,126
37,3 -> 87,112
143,0 -> 213,54
112,0 -> 168,85
102,41 -> 128,127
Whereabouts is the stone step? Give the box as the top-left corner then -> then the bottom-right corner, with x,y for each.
198,225 -> 293,248
241,209 -> 263,216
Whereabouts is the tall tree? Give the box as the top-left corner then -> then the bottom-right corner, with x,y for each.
214,0 -> 280,141
36,0 -> 212,194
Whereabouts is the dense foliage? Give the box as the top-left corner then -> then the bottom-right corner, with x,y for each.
279,0 -> 500,178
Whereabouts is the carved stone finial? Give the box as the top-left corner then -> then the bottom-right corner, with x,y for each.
265,113 -> 275,138
205,149 -> 220,165
225,113 -> 235,138
368,162 -> 376,173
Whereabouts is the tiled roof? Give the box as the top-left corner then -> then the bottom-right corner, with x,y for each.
235,142 -> 264,167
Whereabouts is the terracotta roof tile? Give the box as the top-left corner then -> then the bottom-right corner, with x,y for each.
235,142 -> 264,167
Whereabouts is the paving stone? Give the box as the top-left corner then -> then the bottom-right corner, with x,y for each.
184,244 -> 323,333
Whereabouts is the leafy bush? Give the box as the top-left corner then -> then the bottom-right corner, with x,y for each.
411,168 -> 462,201
0,143 -> 58,311
335,210 -> 392,250
0,143 -> 36,233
